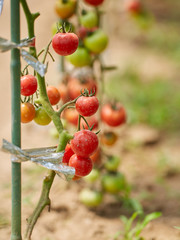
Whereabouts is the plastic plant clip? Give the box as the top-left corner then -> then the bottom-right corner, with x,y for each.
0,37 -> 47,77
0,0 -> 4,15
2,139 -> 75,180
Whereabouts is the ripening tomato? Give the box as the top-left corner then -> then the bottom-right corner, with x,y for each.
69,154 -> 93,177
76,95 -> 99,117
80,115 -> 98,130
101,103 -> 126,127
52,32 -> 79,56
91,147 -> 101,164
80,11 -> 98,29
47,86 -> 61,105
72,175 -> 82,181
100,131 -> 118,146
67,77 -> 97,100
84,29 -> 108,54
55,0 -> 77,19
21,102 -> 35,123
62,143 -> 74,164
79,189 -> 103,207
84,0 -> 104,6
63,108 -> 79,126
125,0 -> 141,14
101,173 -> 126,194
77,26 -> 88,40
66,47 -> 91,67
71,129 -> 99,157
34,107 -> 52,126
58,83 -> 70,103
21,75 -> 37,96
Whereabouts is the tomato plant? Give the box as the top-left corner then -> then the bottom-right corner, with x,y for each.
69,154 -> 93,176
84,0 -> 104,7
52,32 -> 79,56
63,108 -> 79,126
21,74 -> 37,96
101,173 -> 126,194
79,189 -> 103,207
100,131 -> 118,146
47,86 -> 61,105
55,0 -> 77,19
104,155 -> 120,172
101,103 -> 126,127
71,129 -> 98,157
80,11 -> 98,29
21,102 -> 35,123
80,115 -> 98,130
58,82 -> 70,103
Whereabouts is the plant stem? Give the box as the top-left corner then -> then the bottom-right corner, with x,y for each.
11,0 -> 22,239
24,170 -> 56,240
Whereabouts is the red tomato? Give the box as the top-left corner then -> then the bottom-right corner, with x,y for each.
91,147 -> 101,164
76,95 -> 99,117
77,26 -> 88,40
62,143 -> 74,164
71,129 -> 98,157
21,102 -> 35,123
101,104 -> 126,127
63,108 -> 79,126
21,75 -> 37,96
69,154 -> 93,177
72,175 -> 82,181
47,86 -> 61,105
52,32 -> 79,56
67,77 -> 97,100
80,115 -> 98,130
58,83 -> 70,103
55,0 -> 77,19
125,0 -> 141,13
84,0 -> 104,6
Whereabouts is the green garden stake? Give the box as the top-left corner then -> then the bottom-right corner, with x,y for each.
10,0 -> 22,239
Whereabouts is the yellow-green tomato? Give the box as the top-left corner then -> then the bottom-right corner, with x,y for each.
66,47 -> 91,67
79,189 -> 103,207
55,0 -> 77,19
80,11 -> 98,29
101,173 -> 126,194
34,107 -> 52,126
104,156 -> 121,172
84,29 -> 108,54
84,169 -> 100,183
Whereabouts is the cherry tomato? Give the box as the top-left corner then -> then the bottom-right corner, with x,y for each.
79,189 -> 103,207
55,0 -> 77,19
100,131 -> 118,146
63,108 -> 79,126
71,129 -> 99,157
21,75 -> 37,96
62,143 -> 74,164
47,86 -> 61,106
72,175 -> 82,181
104,156 -> 120,172
58,83 -> 70,103
34,107 -> 52,126
77,26 -> 88,40
84,0 -> 104,6
125,0 -> 141,14
80,11 -> 98,29
69,154 -> 93,177
52,32 -> 79,56
90,147 -> 101,164
76,95 -> 99,117
84,29 -> 108,54
67,77 -> 97,100
101,173 -> 126,194
80,115 -> 98,130
101,103 -> 126,127
84,169 -> 100,183
21,102 -> 35,123
66,47 -> 91,67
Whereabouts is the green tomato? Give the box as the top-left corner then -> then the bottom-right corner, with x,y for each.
101,173 -> 126,194
79,188 -> 103,207
66,47 -> 91,67
84,169 -> 100,183
80,11 -> 98,29
104,156 -> 121,172
84,29 -> 108,54
34,107 -> 52,126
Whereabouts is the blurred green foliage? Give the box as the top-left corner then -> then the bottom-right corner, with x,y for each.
106,67 -> 180,132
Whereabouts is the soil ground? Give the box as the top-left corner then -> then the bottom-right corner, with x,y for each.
1,1 -> 180,240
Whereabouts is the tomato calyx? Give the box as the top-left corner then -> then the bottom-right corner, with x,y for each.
80,88 -> 96,97
56,21 -> 73,34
